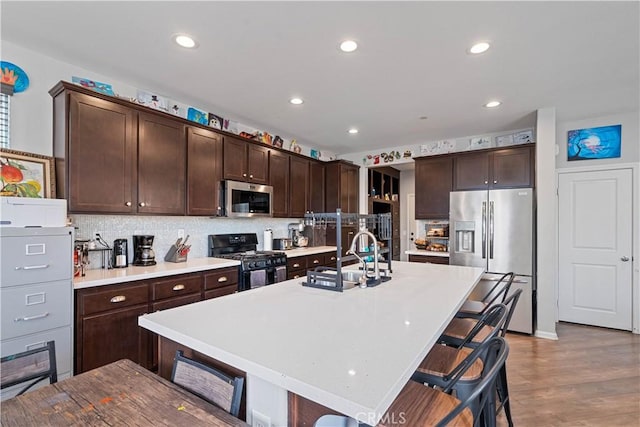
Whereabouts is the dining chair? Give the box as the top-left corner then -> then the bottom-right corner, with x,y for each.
456,272 -> 515,319
171,350 -> 244,417
1,341 -> 57,396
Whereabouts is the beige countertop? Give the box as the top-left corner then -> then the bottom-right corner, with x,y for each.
74,257 -> 241,289
280,246 -> 337,258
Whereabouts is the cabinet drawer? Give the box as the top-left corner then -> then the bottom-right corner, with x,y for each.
204,285 -> 237,300
287,257 -> 306,270
152,293 -> 201,312
288,268 -> 306,280
204,267 -> 239,290
1,281 -> 72,340
307,254 -> 323,268
323,252 -> 338,266
1,327 -> 72,400
151,274 -> 202,301
79,283 -> 149,316
1,235 -> 72,287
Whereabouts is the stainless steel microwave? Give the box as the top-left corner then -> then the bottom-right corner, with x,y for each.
224,180 -> 273,218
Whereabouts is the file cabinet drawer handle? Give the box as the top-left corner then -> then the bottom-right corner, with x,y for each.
14,312 -> 49,322
110,295 -> 127,303
172,284 -> 185,291
218,276 -> 228,283
15,264 -> 49,271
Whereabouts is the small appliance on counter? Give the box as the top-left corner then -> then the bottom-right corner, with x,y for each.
132,235 -> 156,266
273,238 -> 293,250
113,239 -> 128,268
288,222 -> 308,247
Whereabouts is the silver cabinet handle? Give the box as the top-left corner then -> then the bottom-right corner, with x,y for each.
313,259 -> 320,264
15,312 -> 49,322
621,256 -> 630,262
493,180 -> 498,184
110,295 -> 126,303
15,264 -> 49,271
249,174 -> 254,179
293,263 -> 301,268
125,201 -> 132,206
217,276 -> 228,283
330,256 -> 336,261
484,180 -> 488,185
139,202 -> 146,207
243,173 -> 247,177
172,284 -> 185,291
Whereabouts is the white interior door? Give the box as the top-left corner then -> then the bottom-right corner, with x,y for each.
558,169 -> 633,330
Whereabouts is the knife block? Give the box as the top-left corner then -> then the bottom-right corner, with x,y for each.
164,244 -> 188,263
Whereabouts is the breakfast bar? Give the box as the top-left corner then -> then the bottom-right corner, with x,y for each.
139,261 -> 484,425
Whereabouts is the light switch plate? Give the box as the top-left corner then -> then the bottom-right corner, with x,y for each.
177,229 -> 185,239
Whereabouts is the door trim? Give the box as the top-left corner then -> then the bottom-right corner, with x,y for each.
556,162 -> 638,334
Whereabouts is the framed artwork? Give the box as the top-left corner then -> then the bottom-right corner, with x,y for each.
72,76 -> 114,96
1,149 -> 55,198
568,125 -> 621,161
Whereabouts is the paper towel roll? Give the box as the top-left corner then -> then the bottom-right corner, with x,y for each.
263,228 -> 273,251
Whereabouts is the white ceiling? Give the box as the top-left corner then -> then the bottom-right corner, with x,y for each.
2,1 -> 638,156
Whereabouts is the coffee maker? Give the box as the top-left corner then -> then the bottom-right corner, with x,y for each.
113,238 -> 128,268
132,235 -> 156,266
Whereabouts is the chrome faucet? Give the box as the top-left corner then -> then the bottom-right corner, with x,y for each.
346,230 -> 380,285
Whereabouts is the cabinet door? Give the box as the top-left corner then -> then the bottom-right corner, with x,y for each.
223,137 -> 247,181
269,150 -> 290,217
187,127 -> 223,216
491,146 -> 534,188
290,156 -> 310,218
344,165 -> 360,213
138,112 -> 186,215
79,304 -> 149,373
246,144 -> 269,184
68,92 -> 136,213
308,161 -> 325,213
453,151 -> 489,191
415,157 -> 453,219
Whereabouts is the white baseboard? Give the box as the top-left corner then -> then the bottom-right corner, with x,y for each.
534,329 -> 559,340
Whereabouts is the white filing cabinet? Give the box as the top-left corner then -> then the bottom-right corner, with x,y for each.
1,227 -> 74,400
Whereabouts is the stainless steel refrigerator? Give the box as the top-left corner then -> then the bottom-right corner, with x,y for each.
449,188 -> 535,334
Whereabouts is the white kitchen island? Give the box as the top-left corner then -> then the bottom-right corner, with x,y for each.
139,261 -> 484,425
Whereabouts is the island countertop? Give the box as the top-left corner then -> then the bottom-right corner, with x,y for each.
139,261 -> 484,424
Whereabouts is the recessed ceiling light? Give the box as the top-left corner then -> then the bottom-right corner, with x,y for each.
289,97 -> 304,105
469,42 -> 490,54
348,128 -> 359,134
339,40 -> 358,53
485,101 -> 501,108
174,34 -> 197,49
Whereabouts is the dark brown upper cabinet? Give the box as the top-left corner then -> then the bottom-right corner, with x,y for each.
453,144 -> 534,191
415,156 -> 453,219
223,137 -> 269,184
186,126 -> 223,216
137,112 -> 186,215
326,160 -> 359,214
308,161 -> 326,214
52,84 -> 186,215
289,156 -> 310,218
269,150 -> 290,218
60,91 -> 138,214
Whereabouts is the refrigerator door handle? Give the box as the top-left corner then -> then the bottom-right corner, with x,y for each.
481,201 -> 487,259
489,200 -> 494,259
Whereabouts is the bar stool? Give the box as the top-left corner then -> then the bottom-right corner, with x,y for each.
456,272 -> 514,319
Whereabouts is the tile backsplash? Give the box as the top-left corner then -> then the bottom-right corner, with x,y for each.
71,215 -> 300,269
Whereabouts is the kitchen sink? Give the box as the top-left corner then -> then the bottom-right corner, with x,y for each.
305,269 -> 390,290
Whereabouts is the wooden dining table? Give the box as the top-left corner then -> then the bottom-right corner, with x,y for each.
0,359 -> 248,427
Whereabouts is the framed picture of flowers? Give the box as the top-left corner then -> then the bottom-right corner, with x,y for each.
0,149 -> 55,198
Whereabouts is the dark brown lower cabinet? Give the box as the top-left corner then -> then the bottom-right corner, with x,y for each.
408,254 -> 450,264
79,304 -> 150,373
75,267 -> 239,374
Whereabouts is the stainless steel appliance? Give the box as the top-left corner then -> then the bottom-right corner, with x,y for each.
113,239 -> 128,268
224,180 -> 273,218
132,235 -> 156,266
273,238 -> 293,250
449,188 -> 535,334
208,233 -> 287,291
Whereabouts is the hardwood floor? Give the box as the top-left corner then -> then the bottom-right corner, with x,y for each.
498,322 -> 640,426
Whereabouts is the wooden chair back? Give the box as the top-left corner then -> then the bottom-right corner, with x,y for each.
1,341 -> 57,395
171,350 -> 244,417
